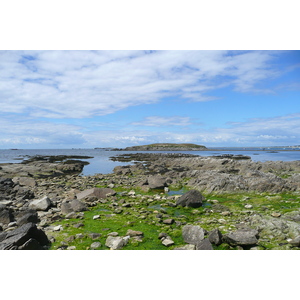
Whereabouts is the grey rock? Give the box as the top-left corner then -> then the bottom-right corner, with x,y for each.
182,225 -> 205,245
60,201 -> 73,214
176,190 -> 204,208
70,199 -> 87,212
90,242 -> 101,249
196,238 -> 214,250
173,244 -> 196,250
147,175 -> 167,189
289,236 -> 300,247
126,229 -> 144,237
29,196 -> 52,211
76,188 -> 116,200
13,177 -> 36,187
0,222 -> 49,250
208,229 -> 223,246
16,211 -> 39,226
0,209 -> 13,225
161,236 -> 175,247
223,229 -> 259,246
105,236 -> 128,250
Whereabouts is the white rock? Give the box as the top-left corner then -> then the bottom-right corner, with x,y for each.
53,225 -> 63,231
93,215 -> 100,220
245,204 -> 253,209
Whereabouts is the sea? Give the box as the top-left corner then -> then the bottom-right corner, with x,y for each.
0,148 -> 299,176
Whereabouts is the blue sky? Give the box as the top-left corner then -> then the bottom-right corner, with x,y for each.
0,50 -> 299,148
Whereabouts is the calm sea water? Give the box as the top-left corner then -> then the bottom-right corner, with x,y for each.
0,148 -> 299,176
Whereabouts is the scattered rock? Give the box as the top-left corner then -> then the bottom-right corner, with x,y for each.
105,236 -> 129,250
29,196 -> 52,211
223,229 -> 259,247
176,190 -> 204,208
208,229 -> 223,246
90,242 -> 101,249
76,188 -> 116,200
196,238 -> 214,250
182,225 -> 205,245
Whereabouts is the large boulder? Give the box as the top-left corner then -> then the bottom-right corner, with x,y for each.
76,188 -> 116,200
182,225 -> 205,245
208,228 -> 223,246
147,175 -> 167,189
15,210 -> 39,226
176,190 -> 204,208
223,229 -> 259,247
0,222 -> 49,250
29,196 -> 52,211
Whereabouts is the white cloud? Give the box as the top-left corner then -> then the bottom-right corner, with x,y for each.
0,50 -> 281,119
131,116 -> 192,127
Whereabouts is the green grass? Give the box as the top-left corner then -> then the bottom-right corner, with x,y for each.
48,187 -> 300,250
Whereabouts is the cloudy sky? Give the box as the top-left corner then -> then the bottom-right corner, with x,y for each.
0,50 -> 299,148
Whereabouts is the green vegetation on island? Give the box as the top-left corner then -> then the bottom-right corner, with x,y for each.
122,143 -> 207,151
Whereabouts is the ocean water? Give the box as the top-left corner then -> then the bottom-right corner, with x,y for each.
0,148 -> 299,176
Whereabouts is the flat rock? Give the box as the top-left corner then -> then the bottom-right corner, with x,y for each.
76,188 -> 116,200
105,236 -> 129,250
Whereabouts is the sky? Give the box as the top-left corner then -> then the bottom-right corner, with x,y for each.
0,50 -> 299,149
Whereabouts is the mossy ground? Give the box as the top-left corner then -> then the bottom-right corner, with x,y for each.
49,186 -> 300,250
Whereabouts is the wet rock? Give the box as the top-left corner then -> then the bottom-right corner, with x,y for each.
182,225 -> 205,245
176,190 -> 204,208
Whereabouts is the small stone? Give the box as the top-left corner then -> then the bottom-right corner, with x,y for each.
53,225 -> 63,231
128,190 -> 136,196
126,229 -> 144,237
89,233 -> 102,240
271,212 -> 281,218
76,233 -> 84,239
107,232 -> 119,236
161,236 -> 174,247
163,218 -> 174,225
173,244 -> 196,250
73,223 -> 84,228
67,246 -> 76,250
218,219 -> 226,224
245,204 -> 253,209
65,212 -> 77,219
93,215 -> 100,220
90,242 -> 101,249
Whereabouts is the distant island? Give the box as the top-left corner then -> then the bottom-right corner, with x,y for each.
117,143 -> 208,151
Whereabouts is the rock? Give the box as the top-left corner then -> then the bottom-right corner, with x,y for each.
0,222 -> 49,250
73,223 -> 84,228
271,212 -> 281,218
289,236 -> 300,247
182,225 -> 205,245
161,236 -> 175,247
90,242 -> 101,249
16,210 -> 39,226
13,177 -> 36,187
163,218 -> 174,225
244,204 -> 253,209
93,215 -> 100,220
0,209 -> 13,225
126,229 -> 144,237
173,244 -> 196,250
76,188 -> 116,200
53,225 -> 63,231
65,212 -> 77,219
176,190 -> 204,208
208,229 -> 223,246
60,202 -> 73,214
147,175 -> 167,189
223,229 -> 259,246
196,238 -> 214,250
89,233 -> 101,240
29,196 -> 52,211
70,199 -> 87,212
105,236 -> 129,250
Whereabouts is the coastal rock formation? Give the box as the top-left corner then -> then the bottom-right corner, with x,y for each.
121,143 -> 207,151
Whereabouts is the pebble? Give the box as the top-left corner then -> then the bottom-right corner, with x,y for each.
90,242 -> 101,249
93,215 -> 100,220
245,204 -> 253,209
53,225 -> 63,231
271,212 -> 281,218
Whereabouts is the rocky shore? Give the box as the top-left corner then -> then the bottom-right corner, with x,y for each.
114,143 -> 207,151
1,153 -> 300,250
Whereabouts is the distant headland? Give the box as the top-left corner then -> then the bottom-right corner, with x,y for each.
114,143 -> 208,151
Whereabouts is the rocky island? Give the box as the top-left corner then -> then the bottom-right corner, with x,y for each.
116,143 -> 207,151
1,152 -> 300,250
